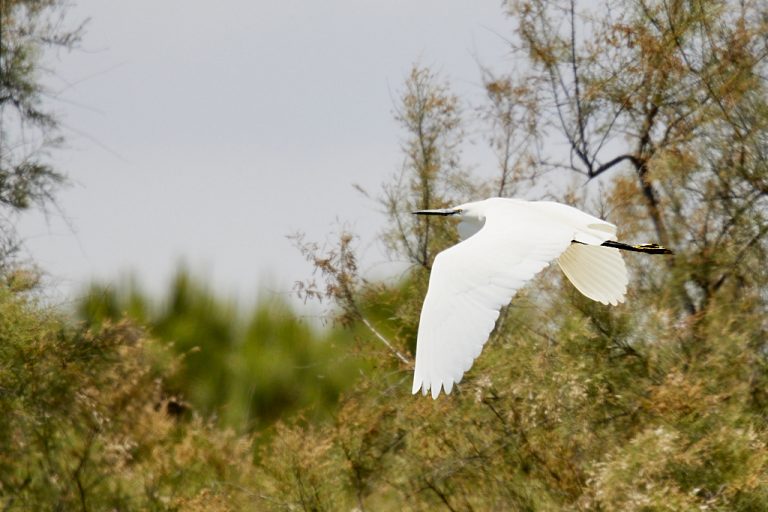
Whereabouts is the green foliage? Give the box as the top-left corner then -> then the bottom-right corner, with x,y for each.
78,269 -> 360,431
0,287 -> 260,511
250,278 -> 768,511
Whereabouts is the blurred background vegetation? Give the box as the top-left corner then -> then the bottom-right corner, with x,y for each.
3,0 -> 768,510
78,271 -> 363,431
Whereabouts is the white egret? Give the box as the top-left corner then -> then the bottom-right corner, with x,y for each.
412,197 -> 671,399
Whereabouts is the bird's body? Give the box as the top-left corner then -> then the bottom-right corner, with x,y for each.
412,198 -> 670,399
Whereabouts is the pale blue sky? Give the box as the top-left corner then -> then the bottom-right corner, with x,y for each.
19,0 -> 512,306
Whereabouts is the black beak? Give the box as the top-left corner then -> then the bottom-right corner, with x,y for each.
412,208 -> 459,216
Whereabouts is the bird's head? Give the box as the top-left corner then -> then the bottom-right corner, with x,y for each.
413,201 -> 487,240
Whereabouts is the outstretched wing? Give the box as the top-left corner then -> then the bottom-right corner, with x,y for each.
412,215 -> 574,399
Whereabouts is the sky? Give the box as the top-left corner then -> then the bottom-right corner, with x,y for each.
18,0 -> 514,308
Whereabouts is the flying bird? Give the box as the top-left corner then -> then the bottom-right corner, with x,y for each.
412,197 -> 671,399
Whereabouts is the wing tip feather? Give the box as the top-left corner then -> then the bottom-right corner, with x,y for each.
413,378 -> 460,399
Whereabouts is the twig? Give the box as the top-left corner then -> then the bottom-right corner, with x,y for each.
359,315 -> 412,366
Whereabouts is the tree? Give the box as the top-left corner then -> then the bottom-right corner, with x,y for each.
383,65 -> 472,270
0,0 -> 83,264
504,0 -> 768,316
0,281 -> 267,511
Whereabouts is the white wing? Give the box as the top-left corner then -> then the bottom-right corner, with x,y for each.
557,244 -> 628,305
412,214 -> 574,399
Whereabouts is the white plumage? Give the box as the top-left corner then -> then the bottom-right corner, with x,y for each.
412,198 -> 629,399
